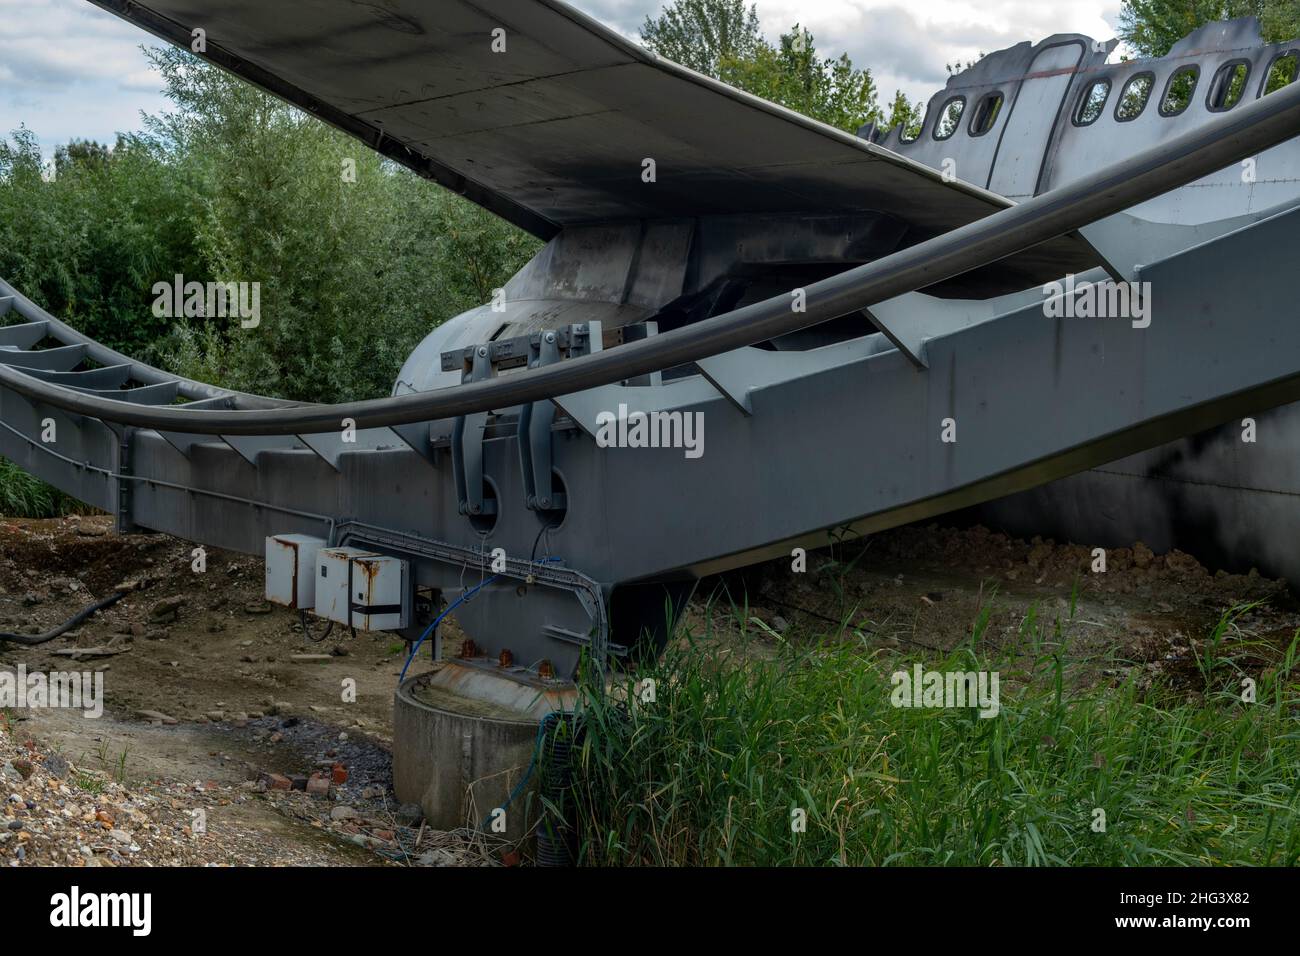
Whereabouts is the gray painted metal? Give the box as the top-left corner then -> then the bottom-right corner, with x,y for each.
870,15 -> 1300,585
67,380 -> 180,405
0,322 -> 49,349
0,277 -> 293,406
5,195 -> 1300,669
0,344 -> 86,371
25,364 -> 133,389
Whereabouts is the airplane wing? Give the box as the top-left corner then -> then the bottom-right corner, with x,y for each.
88,0 -> 1099,292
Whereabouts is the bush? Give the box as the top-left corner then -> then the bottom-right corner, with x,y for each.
1,47 -> 539,406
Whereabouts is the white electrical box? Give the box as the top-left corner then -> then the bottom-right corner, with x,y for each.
314,547 -> 409,631
265,534 -> 326,610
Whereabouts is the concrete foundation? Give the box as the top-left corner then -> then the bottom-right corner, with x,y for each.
392,660 -> 576,844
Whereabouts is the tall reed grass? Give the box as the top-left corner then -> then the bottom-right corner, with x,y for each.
567,595 -> 1300,866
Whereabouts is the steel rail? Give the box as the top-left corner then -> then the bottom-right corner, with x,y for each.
0,276 -> 298,409
4,78 -> 1300,435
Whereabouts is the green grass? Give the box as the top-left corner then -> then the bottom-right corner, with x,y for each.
0,457 -> 86,518
566,596 -> 1300,866
74,773 -> 106,795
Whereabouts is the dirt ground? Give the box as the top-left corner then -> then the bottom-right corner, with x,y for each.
0,515 -> 499,867
3,514 -> 1298,866
698,523 -> 1300,689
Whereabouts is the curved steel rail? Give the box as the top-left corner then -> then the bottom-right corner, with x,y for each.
4,77 -> 1300,434
0,278 -> 298,410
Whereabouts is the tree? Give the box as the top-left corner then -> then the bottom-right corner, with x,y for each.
53,139 -> 110,175
883,90 -> 924,140
717,26 -> 882,132
642,3 -> 885,133
1118,1 -> 1299,58
640,0 -> 762,76
140,45 -> 537,402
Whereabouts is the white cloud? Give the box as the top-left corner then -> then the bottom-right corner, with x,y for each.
0,0 -> 169,153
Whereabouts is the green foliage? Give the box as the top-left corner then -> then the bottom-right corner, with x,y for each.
0,458 -> 85,518
718,26 -> 882,132
139,46 -> 538,402
568,598 -> 1300,866
640,0 -> 763,76
1,46 -> 539,404
883,90 -> 924,139
641,1 -> 897,134
1118,1 -> 1300,58
0,128 -> 203,356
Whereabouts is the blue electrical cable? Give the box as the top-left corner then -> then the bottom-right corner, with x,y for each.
398,574 -> 500,682
477,716 -> 550,830
397,553 -> 572,832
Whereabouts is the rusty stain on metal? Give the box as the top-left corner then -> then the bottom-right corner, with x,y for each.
459,639 -> 479,659
498,648 -> 513,667
538,659 -> 555,680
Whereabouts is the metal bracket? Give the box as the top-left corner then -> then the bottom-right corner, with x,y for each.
440,319 -> 606,374
113,424 -> 136,534
452,345 -> 496,517
619,320 -> 661,386
518,328 -> 567,512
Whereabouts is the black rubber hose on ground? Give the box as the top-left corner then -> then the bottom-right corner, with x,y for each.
0,591 -> 127,646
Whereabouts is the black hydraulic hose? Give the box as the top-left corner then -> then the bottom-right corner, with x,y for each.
298,609 -> 335,644
0,590 -> 127,646
4,78 -> 1300,434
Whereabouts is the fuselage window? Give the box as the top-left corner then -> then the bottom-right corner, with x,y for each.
933,97 -> 966,140
1207,61 -> 1250,111
1074,79 -> 1111,125
968,92 -> 1004,135
1158,66 -> 1198,116
1115,72 -> 1154,121
1261,51 -> 1298,96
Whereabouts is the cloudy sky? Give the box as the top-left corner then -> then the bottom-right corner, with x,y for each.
0,0 -> 1124,156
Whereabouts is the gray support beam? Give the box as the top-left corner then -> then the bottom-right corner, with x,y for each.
298,427 -> 411,471
25,364 -> 132,389
0,321 -> 49,349
155,397 -> 235,457
68,380 -> 180,405
697,335 -> 895,414
220,434 -> 305,465
0,344 -> 86,371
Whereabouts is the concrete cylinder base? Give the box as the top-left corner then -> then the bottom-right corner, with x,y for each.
392,661 -> 576,845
